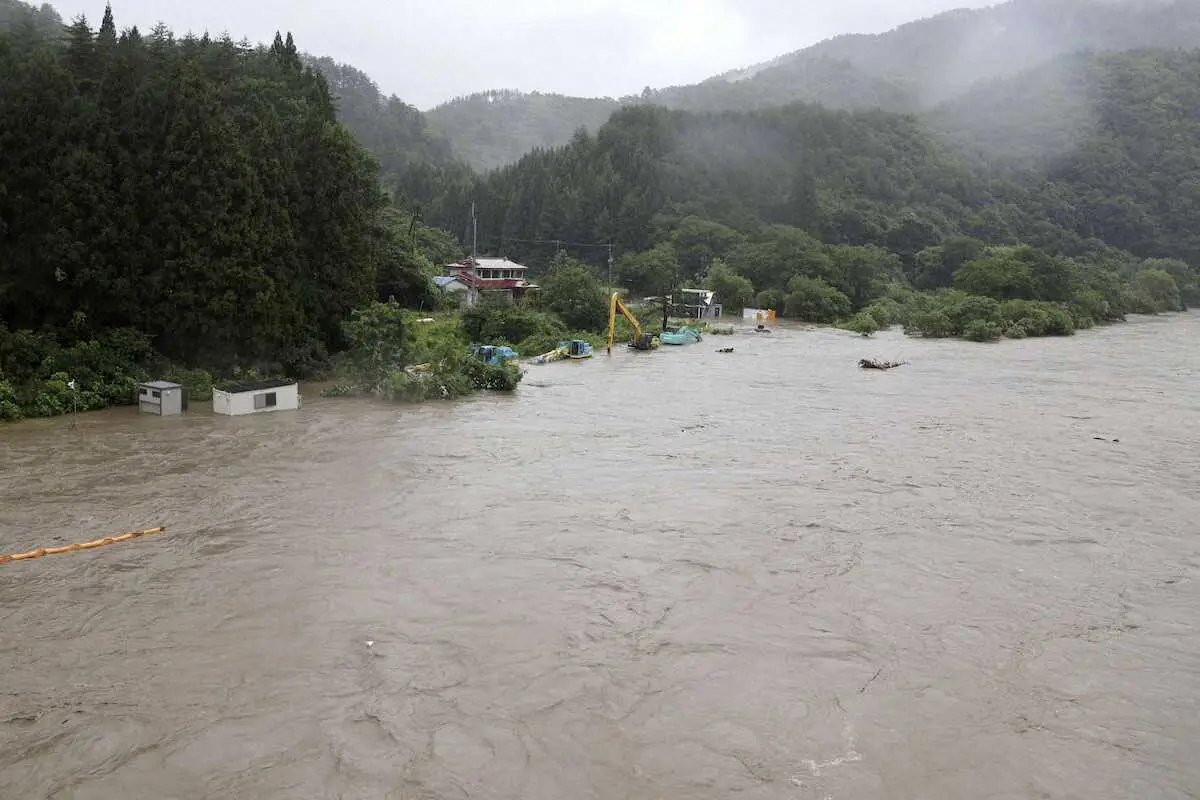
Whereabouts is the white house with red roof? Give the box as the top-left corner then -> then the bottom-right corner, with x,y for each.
439,256 -> 538,306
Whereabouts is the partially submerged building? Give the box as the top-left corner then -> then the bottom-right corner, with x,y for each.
743,307 -> 777,323
137,380 -> 186,416
679,288 -> 723,320
212,379 -> 300,416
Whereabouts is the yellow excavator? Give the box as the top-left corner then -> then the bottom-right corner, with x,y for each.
607,292 -> 660,354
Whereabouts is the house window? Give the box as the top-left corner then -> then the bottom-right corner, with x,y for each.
254,392 -> 278,410
140,388 -> 148,396
152,390 -> 161,398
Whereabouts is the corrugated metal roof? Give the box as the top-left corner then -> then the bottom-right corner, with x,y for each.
433,276 -> 462,287
141,380 -> 182,390
216,378 -> 296,394
475,257 -> 526,270
446,257 -> 527,271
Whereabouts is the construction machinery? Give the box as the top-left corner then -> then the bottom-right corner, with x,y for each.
659,325 -> 703,345
607,292 -> 660,354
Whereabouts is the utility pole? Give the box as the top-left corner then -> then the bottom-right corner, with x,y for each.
470,202 -> 477,263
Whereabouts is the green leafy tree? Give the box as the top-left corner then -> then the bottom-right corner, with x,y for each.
824,244 -> 902,310
341,299 -> 409,390
617,242 -> 680,297
703,259 -> 754,312
783,276 -> 851,323
914,236 -> 985,289
954,247 -> 1038,300
668,216 -> 745,277
1137,258 -> 1198,307
1125,268 -> 1182,314
536,252 -> 609,331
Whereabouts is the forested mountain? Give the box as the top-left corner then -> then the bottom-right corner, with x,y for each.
425,0 -> 1200,170
927,47 -> 1200,265
425,90 -> 622,174
0,7 -> 442,380
1036,48 -> 1200,266
427,57 -> 914,171
930,47 -> 1200,170
410,42 -> 1200,320
418,104 -> 985,261
926,52 -> 1100,166
303,55 -> 460,181
794,0 -> 1200,107
651,54 -> 914,115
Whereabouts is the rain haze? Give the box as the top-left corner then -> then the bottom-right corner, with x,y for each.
52,0 -> 996,109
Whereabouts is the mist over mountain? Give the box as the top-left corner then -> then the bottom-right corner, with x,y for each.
0,0 -> 61,34
427,0 -> 1200,170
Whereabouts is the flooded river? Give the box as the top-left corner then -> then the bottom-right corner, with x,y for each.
2,314 -> 1198,800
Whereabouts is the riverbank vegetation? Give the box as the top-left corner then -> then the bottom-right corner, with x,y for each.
324,300 -> 521,403
2,3 -> 1198,422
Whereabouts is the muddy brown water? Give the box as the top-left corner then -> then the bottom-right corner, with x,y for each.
1,315 -> 1198,800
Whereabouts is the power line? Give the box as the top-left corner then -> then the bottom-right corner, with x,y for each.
500,236 -> 614,250
494,235 -> 619,286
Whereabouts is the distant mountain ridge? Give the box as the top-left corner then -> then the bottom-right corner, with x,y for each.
6,0 -> 1199,183
791,0 -> 1200,105
427,0 -> 1200,170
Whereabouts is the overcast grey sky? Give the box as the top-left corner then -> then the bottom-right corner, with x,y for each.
55,0 -> 995,109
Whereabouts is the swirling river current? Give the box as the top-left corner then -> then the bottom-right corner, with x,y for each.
1,314 -> 1198,800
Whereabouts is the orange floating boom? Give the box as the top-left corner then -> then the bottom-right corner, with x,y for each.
0,527 -> 167,564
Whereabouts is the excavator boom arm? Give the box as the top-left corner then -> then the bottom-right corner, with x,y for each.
607,292 -> 643,354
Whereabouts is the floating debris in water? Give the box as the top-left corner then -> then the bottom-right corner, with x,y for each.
859,359 -> 907,370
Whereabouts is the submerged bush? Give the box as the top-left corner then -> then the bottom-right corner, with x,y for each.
0,380 -> 23,421
335,301 -> 524,404
463,359 -> 522,392
0,326 -> 157,420
844,312 -> 880,336
963,319 -> 1003,342
162,367 -> 215,401
863,297 -> 903,328
906,309 -> 955,338
998,299 -> 1075,337
897,288 -> 1081,341
462,304 -> 565,346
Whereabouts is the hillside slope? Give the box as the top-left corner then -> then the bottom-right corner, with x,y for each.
426,56 -> 915,170
795,0 -> 1200,106
416,45 -> 1200,280
427,0 -> 1200,169
425,90 -> 621,173
303,55 -> 461,180
926,52 -> 1102,165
